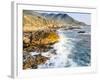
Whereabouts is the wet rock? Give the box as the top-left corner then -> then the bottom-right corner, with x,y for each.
23,55 -> 35,69
34,54 -> 49,64
23,54 -> 49,69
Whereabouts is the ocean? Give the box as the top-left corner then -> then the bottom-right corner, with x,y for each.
33,26 -> 91,68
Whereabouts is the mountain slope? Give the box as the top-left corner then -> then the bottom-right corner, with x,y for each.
23,10 -> 87,32
41,13 -> 87,26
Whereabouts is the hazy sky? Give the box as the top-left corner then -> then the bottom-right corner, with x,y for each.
67,13 -> 91,25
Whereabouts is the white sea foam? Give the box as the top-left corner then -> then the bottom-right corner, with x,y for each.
38,29 -> 77,68
30,52 -> 40,56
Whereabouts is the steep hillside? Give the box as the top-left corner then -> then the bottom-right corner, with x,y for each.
41,13 -> 87,27
23,10 -> 59,32
23,10 -> 87,32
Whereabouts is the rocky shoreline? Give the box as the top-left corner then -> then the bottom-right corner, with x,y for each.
23,30 -> 59,69
23,51 -> 49,69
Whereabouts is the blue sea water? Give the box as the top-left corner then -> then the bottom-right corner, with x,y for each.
37,26 -> 91,68
63,27 -> 91,67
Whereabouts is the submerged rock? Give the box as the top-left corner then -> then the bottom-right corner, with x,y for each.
78,31 -> 85,33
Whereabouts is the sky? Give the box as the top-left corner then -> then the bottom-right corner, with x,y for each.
67,13 -> 91,25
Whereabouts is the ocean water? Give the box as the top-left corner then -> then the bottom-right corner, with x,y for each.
36,26 -> 91,68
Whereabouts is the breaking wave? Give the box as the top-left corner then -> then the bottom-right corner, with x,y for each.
37,26 -> 91,68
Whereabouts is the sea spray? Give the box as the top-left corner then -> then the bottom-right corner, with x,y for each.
38,29 -> 78,68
